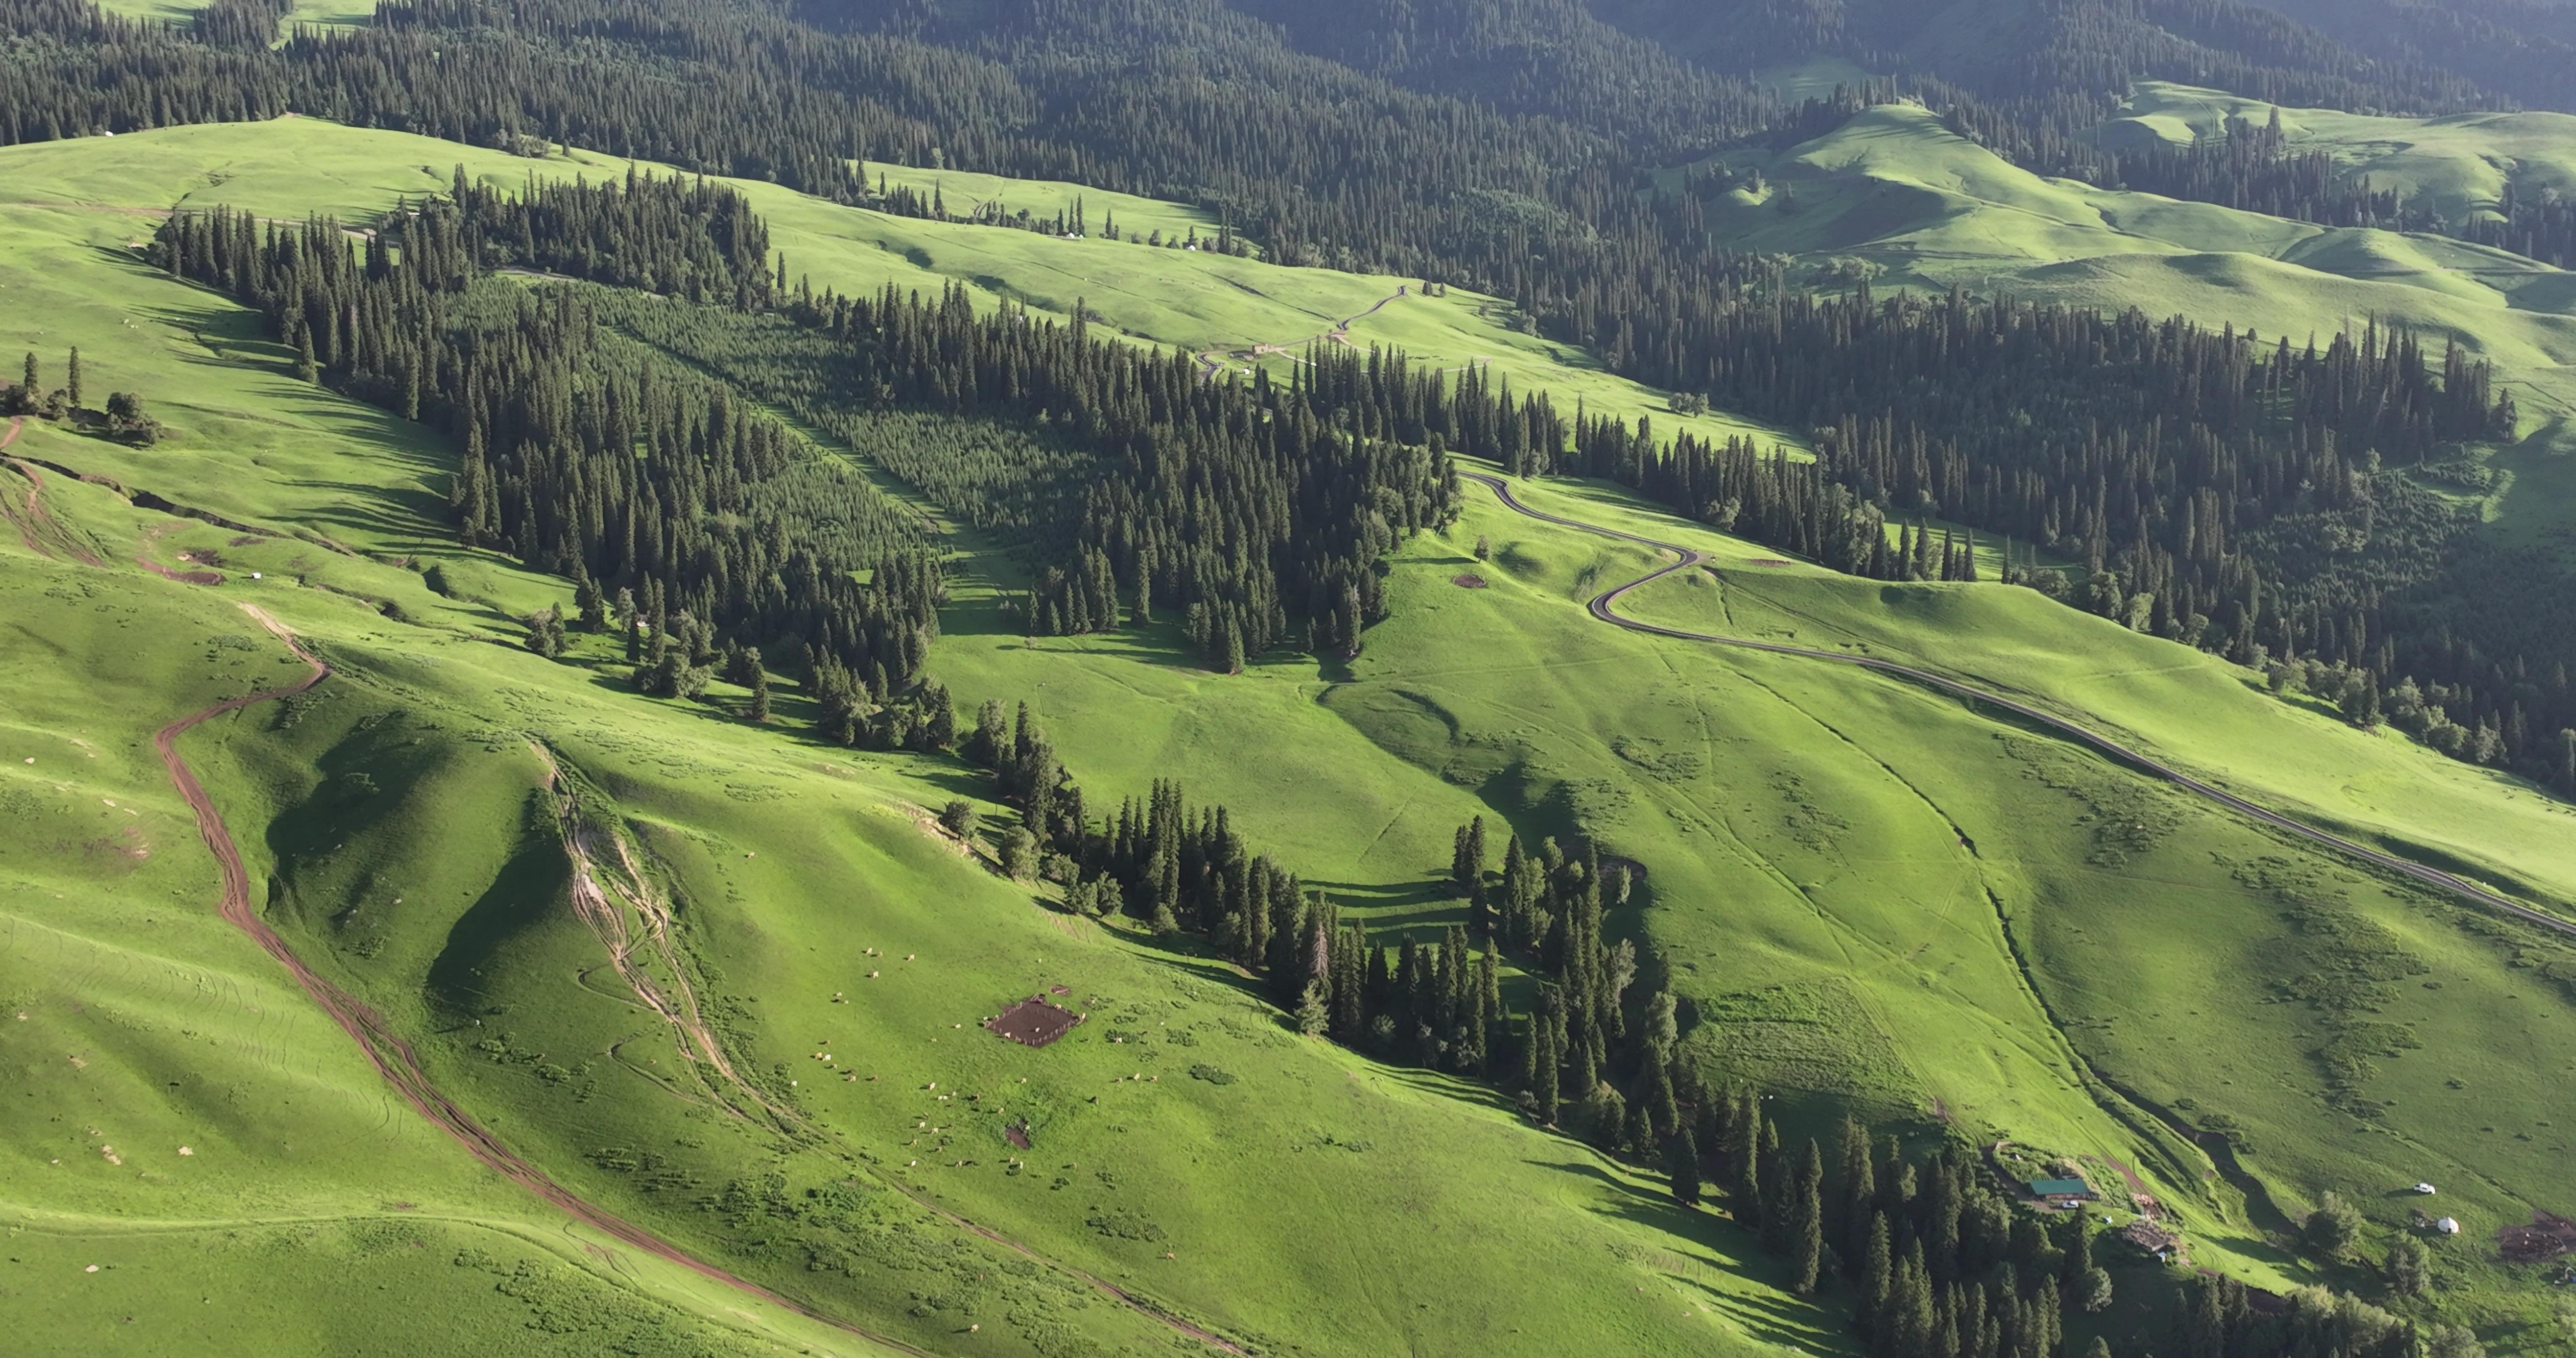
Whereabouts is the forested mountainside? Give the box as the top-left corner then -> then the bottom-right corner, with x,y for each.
4,0 -> 2574,789
11,0 -> 2576,1352
2233,0 -> 2576,111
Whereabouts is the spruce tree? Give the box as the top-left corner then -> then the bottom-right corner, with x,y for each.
1861,1212 -> 1893,1331
1295,981 -> 1329,1036
1793,1139 -> 1826,1294
1757,1115 -> 1790,1253
748,666 -> 771,722
1838,1115 -> 1877,1280
1668,1125 -> 1702,1206
65,347 -> 79,408
1731,1089 -> 1763,1228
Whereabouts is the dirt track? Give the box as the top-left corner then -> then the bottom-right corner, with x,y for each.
1462,469 -> 2576,939
5,424 -> 106,567
1192,282 -> 1459,379
152,602 -> 945,1357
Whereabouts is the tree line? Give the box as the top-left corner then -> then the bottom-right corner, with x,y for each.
1524,282 -> 2569,795
148,185 -> 944,699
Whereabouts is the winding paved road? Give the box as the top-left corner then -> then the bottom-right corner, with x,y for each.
1460,469 -> 2576,940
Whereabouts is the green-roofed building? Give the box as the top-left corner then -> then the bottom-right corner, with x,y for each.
2028,1177 -> 2095,1203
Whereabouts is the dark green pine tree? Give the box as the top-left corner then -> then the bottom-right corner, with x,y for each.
1757,1115 -> 1790,1253
1860,1211 -> 1893,1335
1731,1093 -> 1764,1231
1837,1115 -> 1877,1280
1793,1139 -> 1826,1294
748,666 -> 771,722
1668,1124 -> 1702,1207
65,347 -> 79,408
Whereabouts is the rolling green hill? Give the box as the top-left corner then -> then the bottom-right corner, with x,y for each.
0,125 -> 1831,1358
2090,82 -> 2576,232
9,104 -> 2576,1356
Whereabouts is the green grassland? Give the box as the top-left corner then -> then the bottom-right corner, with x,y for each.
2094,82 -> 2576,233
0,118 -> 1792,455
89,0 -> 375,32
0,142 -> 1827,1355
11,106 -> 2576,1353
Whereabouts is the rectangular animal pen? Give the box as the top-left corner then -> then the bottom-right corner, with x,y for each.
987,995 -> 1084,1049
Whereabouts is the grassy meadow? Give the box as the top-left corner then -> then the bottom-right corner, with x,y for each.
0,134 -> 1827,1356
7,104 -> 2576,1354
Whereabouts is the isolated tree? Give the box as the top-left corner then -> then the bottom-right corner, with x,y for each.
65,347 -> 80,408
1669,1125 -> 1703,1207
1836,1116 -> 1876,1279
1859,1212 -> 1892,1320
2427,1325 -> 2486,1358
939,800 -> 978,840
747,666 -> 771,722
523,604 -> 566,658
2384,1239 -> 2430,1298
2304,1192 -> 2363,1256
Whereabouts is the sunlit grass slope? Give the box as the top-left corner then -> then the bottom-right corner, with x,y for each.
88,0 -> 374,31
0,117 -> 1797,453
1688,96 -> 2576,632
1337,474 -> 2576,1322
11,108 -> 2576,1348
2095,82 -> 2576,234
0,144 -> 1822,1357
0,483 -> 904,1357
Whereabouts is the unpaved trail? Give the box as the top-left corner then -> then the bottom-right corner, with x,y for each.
531,740 -> 801,1130
144,600 -> 1244,1354
3,420 -> 109,567
1192,282 -> 1490,383
136,520 -> 220,583
1463,468 -> 2576,939
532,739 -> 1251,1353
153,602 -> 943,1358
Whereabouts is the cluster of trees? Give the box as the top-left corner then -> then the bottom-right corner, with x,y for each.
769,283 -> 1461,667
1691,1112 -> 2116,1350
2,349 -> 72,419
2097,112 -> 2400,230
2179,1273 -> 2485,1358
867,181 -> 1253,256
149,194 -> 944,698
4,348 -> 160,443
1531,284 -> 2570,790
2454,180 -> 2576,271
423,165 -> 778,306
2079,110 -> 2576,271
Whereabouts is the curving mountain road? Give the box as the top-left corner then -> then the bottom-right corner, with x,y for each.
1459,469 -> 2576,940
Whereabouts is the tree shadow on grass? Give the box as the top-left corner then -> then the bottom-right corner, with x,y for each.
1520,1155 -> 1852,1349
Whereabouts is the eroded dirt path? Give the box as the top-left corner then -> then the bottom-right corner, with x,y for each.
2,417 -> 109,566
154,603 -> 942,1357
